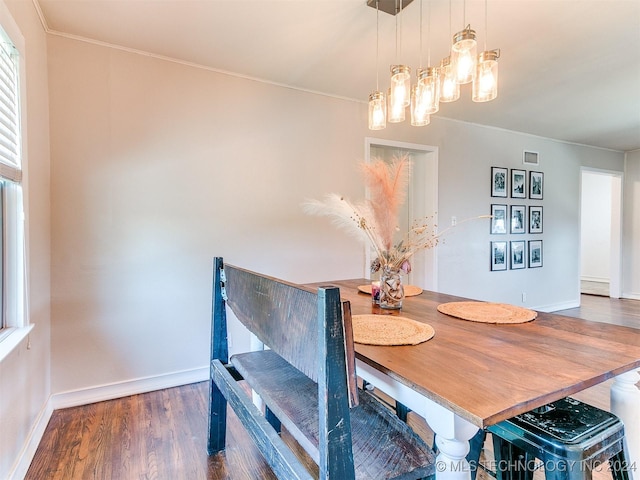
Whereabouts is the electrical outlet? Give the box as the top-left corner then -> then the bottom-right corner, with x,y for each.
522,292 -> 527,302
451,216 -> 457,226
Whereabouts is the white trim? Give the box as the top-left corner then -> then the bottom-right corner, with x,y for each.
579,167 -> 624,300
41,28 -> 362,105
538,300 -> 581,313
364,137 -> 439,291
0,323 -> 33,362
580,276 -> 609,284
34,3 -> 627,154
51,366 -> 209,409
622,292 -> 640,301
8,395 -> 53,480
7,367 -> 209,479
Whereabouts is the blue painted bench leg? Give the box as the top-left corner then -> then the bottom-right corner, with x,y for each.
207,376 -> 228,455
265,406 -> 282,433
396,401 -> 410,423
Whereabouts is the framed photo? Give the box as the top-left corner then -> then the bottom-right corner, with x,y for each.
529,206 -> 543,234
529,171 -> 544,199
510,205 -> 526,234
491,167 -> 508,198
510,241 -> 526,270
529,240 -> 543,268
490,204 -> 507,234
491,241 -> 508,271
511,169 -> 526,198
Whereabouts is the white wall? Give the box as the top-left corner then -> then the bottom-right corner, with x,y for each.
47,37 -> 372,395
46,33 -> 628,400
580,172 -> 612,283
624,149 -> 640,299
0,13 -> 631,475
0,1 -> 51,479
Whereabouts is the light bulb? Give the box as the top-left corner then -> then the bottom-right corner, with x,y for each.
411,84 -> 430,126
451,25 -> 477,84
439,57 -> 460,103
390,65 -> 411,108
473,49 -> 499,102
388,85 -> 406,123
417,67 -> 440,114
368,91 -> 386,130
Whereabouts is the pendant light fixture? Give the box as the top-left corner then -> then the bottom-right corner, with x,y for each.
365,0 -> 500,130
439,0 -> 459,103
439,56 -> 460,102
368,0 -> 386,130
473,0 -> 499,102
389,0 -> 411,115
388,86 -> 407,123
473,50 -> 499,102
411,0 -> 438,125
410,83 -> 430,126
418,68 -> 439,113
450,0 -> 477,84
451,25 -> 477,84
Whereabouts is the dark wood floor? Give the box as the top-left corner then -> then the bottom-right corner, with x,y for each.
25,294 -> 640,480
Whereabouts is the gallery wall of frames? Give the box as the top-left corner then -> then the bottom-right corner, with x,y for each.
489,165 -> 544,271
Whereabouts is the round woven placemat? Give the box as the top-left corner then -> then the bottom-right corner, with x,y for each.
437,301 -> 537,324
357,284 -> 423,297
352,314 -> 435,346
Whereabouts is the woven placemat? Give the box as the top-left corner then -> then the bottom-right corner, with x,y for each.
437,301 -> 537,324
357,284 -> 423,296
352,314 -> 435,346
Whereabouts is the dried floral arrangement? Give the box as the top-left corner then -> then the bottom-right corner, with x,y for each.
304,154 -> 443,274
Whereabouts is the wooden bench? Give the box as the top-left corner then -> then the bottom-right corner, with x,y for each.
207,257 -> 436,479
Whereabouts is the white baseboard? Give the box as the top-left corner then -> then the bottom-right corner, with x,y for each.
52,366 -> 209,409
622,292 -> 640,301
9,398 -> 54,480
8,366 -> 209,479
580,276 -> 609,284
535,299 -> 581,313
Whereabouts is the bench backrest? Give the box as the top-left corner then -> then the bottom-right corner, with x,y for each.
211,257 -> 358,407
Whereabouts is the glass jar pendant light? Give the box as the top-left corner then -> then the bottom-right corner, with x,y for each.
416,67 -> 439,114
439,56 -> 460,102
473,49 -> 500,102
410,84 -> 430,126
368,0 -> 386,130
388,86 -> 406,123
369,91 -> 387,129
451,24 -> 477,84
390,64 -> 411,109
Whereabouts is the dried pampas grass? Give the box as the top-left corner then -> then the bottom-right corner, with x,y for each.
302,155 -> 412,266
304,154 -> 491,272
360,156 -> 410,251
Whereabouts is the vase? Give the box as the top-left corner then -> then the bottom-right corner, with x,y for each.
379,266 -> 404,310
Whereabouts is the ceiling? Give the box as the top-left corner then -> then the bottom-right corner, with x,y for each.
35,0 -> 640,152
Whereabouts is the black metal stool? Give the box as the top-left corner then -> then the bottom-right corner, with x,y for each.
486,397 -> 631,480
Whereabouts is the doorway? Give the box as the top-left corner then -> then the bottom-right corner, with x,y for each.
579,168 -> 623,298
365,138 -> 439,290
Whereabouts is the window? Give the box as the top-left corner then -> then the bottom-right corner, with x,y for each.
0,19 -> 28,354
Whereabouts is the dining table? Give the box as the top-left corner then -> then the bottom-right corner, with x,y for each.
308,278 -> 640,480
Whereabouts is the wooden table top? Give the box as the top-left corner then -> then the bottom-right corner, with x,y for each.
310,278 -> 640,428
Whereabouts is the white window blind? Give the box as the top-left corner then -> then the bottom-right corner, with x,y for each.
0,35 -> 20,182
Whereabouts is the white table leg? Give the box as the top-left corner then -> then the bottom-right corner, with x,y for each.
611,369 -> 640,476
356,361 -> 479,480
424,403 -> 479,480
